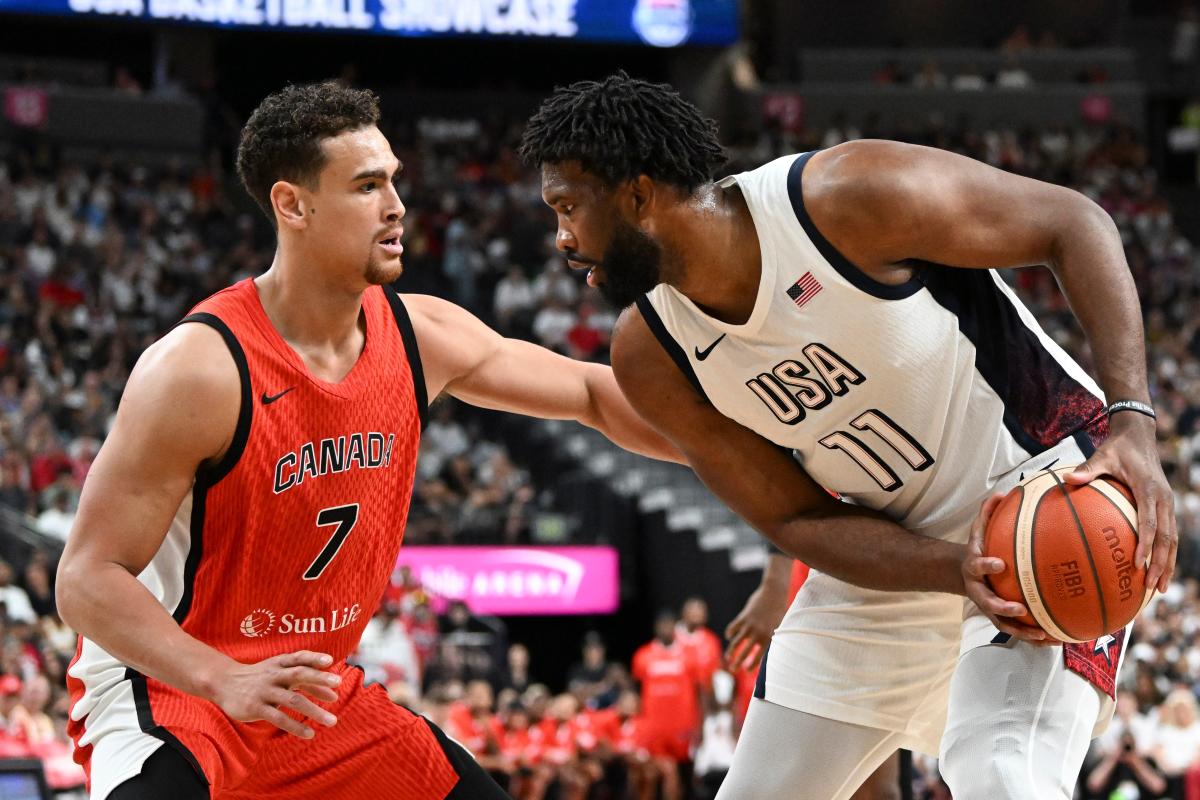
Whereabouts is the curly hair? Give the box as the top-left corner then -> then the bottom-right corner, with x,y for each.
519,72 -> 726,193
236,81 -> 381,225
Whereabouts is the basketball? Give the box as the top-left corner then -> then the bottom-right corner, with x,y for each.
983,467 -> 1154,643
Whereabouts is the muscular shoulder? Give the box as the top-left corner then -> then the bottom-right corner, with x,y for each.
119,321 -> 242,466
398,293 -> 501,399
802,140 -> 942,272
611,305 -> 707,420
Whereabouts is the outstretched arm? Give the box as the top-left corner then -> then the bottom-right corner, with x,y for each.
805,139 -> 1175,590
405,293 -> 683,463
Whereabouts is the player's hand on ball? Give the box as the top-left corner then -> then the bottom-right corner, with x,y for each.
210,650 -> 341,738
724,582 -> 790,670
961,493 -> 1051,645
1064,413 -> 1177,593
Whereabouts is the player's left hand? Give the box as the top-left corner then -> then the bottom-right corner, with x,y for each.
961,493 -> 1054,645
724,580 -> 790,671
1064,412 -> 1176,593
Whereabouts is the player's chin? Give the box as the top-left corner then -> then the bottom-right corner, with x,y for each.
365,257 -> 403,286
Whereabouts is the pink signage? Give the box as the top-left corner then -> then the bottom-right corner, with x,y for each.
397,547 -> 619,616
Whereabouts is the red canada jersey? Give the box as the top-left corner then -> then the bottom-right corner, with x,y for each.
67,279 -> 439,792
167,278 -> 423,663
632,640 -> 703,732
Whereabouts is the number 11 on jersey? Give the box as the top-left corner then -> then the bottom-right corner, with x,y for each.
818,409 -> 934,492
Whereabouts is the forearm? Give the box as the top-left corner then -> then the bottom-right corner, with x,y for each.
769,510 -> 965,594
1127,757 -> 1166,793
58,560 -> 236,701
760,551 -> 793,593
1050,198 -> 1150,403
1086,754 -> 1119,792
583,367 -> 686,464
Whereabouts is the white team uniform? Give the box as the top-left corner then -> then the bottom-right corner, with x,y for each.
638,152 -> 1125,798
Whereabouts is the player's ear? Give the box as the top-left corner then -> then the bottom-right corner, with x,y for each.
272,180 -> 309,231
629,174 -> 656,220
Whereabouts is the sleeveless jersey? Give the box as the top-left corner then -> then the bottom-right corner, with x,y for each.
638,152 -> 1108,535
67,278 -> 427,762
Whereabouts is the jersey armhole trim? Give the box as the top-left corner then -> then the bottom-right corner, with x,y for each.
176,313 -> 252,487
634,296 -> 709,402
383,286 -> 429,429
786,152 -> 924,301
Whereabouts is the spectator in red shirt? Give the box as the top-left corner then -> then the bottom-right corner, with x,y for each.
610,689 -> 658,800
632,610 -> 703,800
676,597 -> 723,688
404,599 -> 441,671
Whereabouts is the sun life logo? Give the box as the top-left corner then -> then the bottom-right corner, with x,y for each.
240,608 -> 276,638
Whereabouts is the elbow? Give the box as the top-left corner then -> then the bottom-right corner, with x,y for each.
55,557 -> 85,630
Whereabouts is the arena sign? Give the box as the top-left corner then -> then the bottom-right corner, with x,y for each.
396,546 -> 619,615
0,0 -> 738,46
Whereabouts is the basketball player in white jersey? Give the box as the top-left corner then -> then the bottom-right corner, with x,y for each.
520,74 -> 1177,799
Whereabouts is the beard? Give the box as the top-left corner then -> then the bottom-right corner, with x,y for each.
594,219 -> 663,310
364,253 -> 403,286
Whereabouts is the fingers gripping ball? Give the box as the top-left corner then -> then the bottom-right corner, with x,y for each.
982,467 -> 1154,643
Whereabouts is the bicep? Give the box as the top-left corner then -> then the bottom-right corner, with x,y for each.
611,315 -> 835,539
407,294 -> 596,419
450,336 -> 599,421
812,140 -> 1099,271
63,328 -> 239,575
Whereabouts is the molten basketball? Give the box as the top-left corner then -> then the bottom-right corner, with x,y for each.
982,467 -> 1154,643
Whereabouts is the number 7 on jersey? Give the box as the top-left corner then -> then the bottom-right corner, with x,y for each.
304,504 -> 360,580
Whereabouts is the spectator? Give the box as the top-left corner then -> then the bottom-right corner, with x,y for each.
1153,688 -> 1200,798
532,296 -> 577,353
35,483 -> 73,541
1086,729 -> 1167,799
354,607 -> 422,701
494,265 -> 536,336
676,597 -> 723,689
0,560 -> 35,625
631,610 -> 703,800
500,642 -> 535,695
567,631 -> 613,706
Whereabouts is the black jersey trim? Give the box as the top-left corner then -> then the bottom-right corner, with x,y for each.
918,267 -> 1107,458
786,152 -> 924,301
177,313 -> 253,486
634,296 -> 709,401
124,667 -> 210,785
170,482 -> 206,626
753,644 -> 769,700
383,287 -> 429,430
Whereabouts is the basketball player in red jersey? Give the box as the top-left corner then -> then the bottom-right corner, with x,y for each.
55,82 -> 681,800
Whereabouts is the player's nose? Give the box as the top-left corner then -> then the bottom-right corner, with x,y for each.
385,185 -> 405,222
555,225 -> 576,252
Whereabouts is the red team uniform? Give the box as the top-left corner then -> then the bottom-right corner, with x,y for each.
66,280 -> 470,799
631,639 -> 703,762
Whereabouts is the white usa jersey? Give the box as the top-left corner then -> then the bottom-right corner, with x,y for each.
639,152 -> 1109,536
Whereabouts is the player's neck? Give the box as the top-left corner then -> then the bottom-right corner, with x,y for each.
254,259 -> 367,375
661,185 -> 761,326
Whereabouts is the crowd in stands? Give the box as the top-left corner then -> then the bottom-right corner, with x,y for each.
1,74 -> 1200,795
354,574 -> 735,800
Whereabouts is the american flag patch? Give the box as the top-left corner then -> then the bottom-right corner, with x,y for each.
786,272 -> 822,309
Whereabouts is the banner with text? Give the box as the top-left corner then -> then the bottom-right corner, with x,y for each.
398,546 -> 619,615
0,0 -> 737,47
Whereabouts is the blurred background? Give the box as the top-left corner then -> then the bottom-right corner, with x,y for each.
1,0 -> 1200,797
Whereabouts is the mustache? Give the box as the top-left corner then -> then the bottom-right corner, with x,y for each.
562,249 -> 600,266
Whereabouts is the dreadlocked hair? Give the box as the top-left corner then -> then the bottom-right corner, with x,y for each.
519,72 -> 726,194
236,81 -> 380,226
